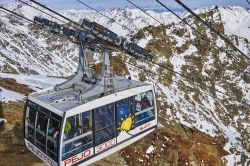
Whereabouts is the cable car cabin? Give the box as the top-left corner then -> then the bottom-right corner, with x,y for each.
23,22 -> 157,165
24,77 -> 157,166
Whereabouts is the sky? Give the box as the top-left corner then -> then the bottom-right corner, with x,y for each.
0,0 -> 249,10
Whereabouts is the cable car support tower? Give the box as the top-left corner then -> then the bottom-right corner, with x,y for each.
32,14 -> 153,101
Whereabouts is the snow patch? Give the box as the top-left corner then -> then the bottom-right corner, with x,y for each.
0,87 -> 25,102
0,73 -> 65,90
0,118 -> 7,125
219,7 -> 250,41
146,145 -> 155,154
137,34 -> 153,48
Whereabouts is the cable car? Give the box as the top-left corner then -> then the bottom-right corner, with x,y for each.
24,44 -> 158,166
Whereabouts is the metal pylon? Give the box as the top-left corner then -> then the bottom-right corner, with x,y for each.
102,49 -> 114,95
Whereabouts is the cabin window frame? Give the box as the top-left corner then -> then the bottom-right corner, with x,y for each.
35,111 -> 48,152
24,100 -> 62,162
116,98 -> 132,123
46,116 -> 61,160
133,90 -> 155,127
61,111 -> 93,160
93,103 -> 116,147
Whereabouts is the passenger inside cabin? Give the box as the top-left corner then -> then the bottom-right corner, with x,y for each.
73,124 -> 81,137
95,104 -> 115,131
48,121 -> 60,140
140,95 -> 151,109
137,93 -> 152,121
117,100 -> 130,121
82,112 -> 91,132
69,116 -> 82,139
136,102 -> 141,112
64,119 -> 72,140
62,118 -> 74,157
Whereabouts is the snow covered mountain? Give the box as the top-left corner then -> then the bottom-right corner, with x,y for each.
0,2 -> 250,165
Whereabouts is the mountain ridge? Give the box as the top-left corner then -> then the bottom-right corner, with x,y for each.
0,3 -> 250,165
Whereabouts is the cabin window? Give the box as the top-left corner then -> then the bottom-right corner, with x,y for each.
94,104 -> 115,131
95,125 -> 116,145
94,103 -> 116,147
28,100 -> 38,110
36,112 -> 48,151
62,111 -> 93,160
28,107 -> 37,126
134,90 -> 155,127
51,112 -> 61,122
25,107 -> 37,143
39,106 -> 50,115
116,98 -> 131,123
24,101 -> 62,162
47,117 -> 61,160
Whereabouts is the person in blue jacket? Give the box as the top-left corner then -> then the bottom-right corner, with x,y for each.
117,101 -> 130,122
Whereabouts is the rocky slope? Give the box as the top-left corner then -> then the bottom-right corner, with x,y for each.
0,2 -> 250,165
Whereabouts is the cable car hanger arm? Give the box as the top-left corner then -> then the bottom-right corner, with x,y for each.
30,0 -> 152,61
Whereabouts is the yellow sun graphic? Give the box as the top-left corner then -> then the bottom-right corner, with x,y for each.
118,114 -> 134,131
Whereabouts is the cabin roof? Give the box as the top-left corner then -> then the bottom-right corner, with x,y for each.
29,76 -> 148,112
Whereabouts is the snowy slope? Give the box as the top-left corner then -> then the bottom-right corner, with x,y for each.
0,87 -> 25,102
219,6 -> 250,41
0,73 -> 65,90
60,8 -> 182,37
0,2 -> 250,165
0,73 -> 65,102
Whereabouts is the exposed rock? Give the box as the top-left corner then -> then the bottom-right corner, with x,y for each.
0,4 -> 250,165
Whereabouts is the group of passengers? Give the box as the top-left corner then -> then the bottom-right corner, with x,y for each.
48,122 -> 60,140
62,113 -> 91,159
64,114 -> 91,140
61,93 -> 153,158
49,93 -> 153,142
